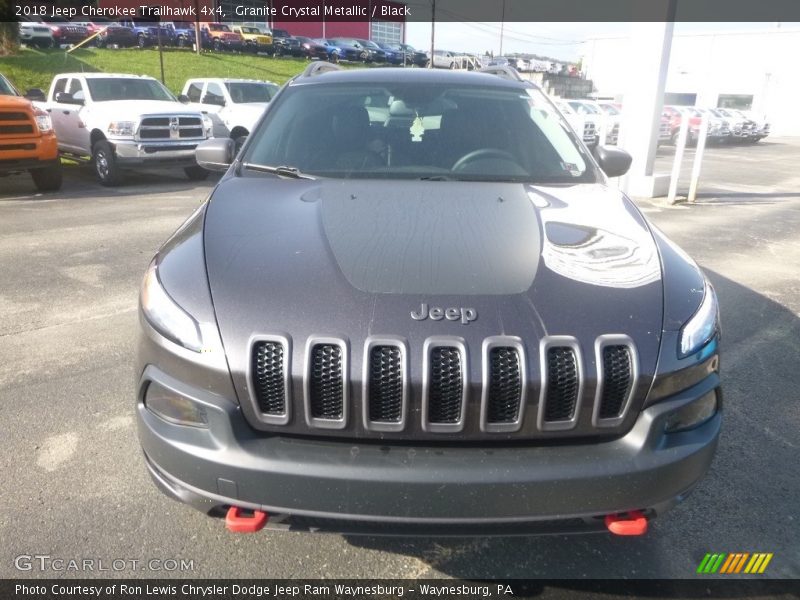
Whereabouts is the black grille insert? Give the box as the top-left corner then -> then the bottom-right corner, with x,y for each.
251,341 -> 286,415
368,345 -> 403,423
309,344 -> 344,420
427,346 -> 463,424
487,347 -> 522,423
544,347 -> 579,422
599,345 -> 632,419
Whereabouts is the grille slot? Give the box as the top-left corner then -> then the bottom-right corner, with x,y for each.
538,338 -> 582,431
598,345 -> 632,419
425,345 -> 465,428
251,341 -> 286,416
308,343 -> 345,422
367,345 -> 404,424
487,347 -> 522,424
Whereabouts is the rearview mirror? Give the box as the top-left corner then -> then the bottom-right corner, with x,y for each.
594,145 -> 632,178
195,138 -> 235,172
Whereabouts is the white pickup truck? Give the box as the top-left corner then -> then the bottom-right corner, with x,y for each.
39,73 -> 212,185
180,78 -> 279,148
555,100 -> 598,148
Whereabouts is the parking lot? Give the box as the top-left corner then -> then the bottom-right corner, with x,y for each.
0,139 -> 798,579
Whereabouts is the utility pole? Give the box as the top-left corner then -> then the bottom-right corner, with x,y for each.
499,0 -> 505,56
194,0 -> 201,55
157,24 -> 165,84
429,0 -> 435,68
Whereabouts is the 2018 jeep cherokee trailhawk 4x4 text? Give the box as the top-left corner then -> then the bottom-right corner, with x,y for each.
136,65 -> 721,536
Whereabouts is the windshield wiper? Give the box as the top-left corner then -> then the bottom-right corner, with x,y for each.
242,163 -> 316,180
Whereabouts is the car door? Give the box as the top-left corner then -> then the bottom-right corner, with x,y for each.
47,76 -> 79,153
199,81 -> 229,137
63,77 -> 90,153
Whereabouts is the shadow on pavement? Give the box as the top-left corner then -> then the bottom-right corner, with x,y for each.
345,269 -> 800,580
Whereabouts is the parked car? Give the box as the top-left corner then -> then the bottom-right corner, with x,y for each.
663,106 -> 728,146
75,20 -> 137,48
202,23 -> 244,52
272,29 -> 303,57
0,73 -> 61,191
231,25 -> 272,54
375,42 -> 405,65
693,108 -> 732,144
430,49 -> 460,69
555,100 -> 599,147
170,21 -> 212,49
139,65 -> 721,536
713,108 -> 761,143
21,17 -> 88,46
181,78 -> 279,145
396,43 -> 429,67
740,110 -> 770,142
315,39 -> 367,62
568,99 -> 619,145
18,21 -> 56,48
39,73 -> 212,185
294,36 -> 329,61
119,20 -> 176,48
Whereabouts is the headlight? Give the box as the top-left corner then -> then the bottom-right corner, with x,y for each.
108,121 -> 135,136
34,109 -> 52,133
202,114 -> 213,136
679,282 -> 719,357
140,260 -> 203,352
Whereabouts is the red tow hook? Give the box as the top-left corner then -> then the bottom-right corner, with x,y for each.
605,511 -> 648,536
225,506 -> 269,533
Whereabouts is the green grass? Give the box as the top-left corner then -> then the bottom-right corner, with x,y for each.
0,47 -> 323,94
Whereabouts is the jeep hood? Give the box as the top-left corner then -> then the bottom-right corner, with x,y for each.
203,178 -> 664,410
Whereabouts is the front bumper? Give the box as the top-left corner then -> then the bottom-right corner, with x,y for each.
112,139 -> 202,166
0,135 -> 59,171
137,360 -> 721,534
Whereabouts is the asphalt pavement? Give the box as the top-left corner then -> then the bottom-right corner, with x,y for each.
1,140 -> 798,580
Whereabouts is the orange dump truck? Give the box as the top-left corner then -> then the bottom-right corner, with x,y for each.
0,74 -> 62,192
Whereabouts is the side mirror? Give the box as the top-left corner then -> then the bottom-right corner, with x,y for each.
24,88 -> 46,102
195,137 -> 235,172
55,91 -> 82,105
178,94 -> 190,103
594,145 -> 632,178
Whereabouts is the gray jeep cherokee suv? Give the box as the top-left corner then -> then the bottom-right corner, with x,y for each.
136,65 -> 721,536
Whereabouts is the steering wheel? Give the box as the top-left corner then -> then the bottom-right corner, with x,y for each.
452,148 -> 518,172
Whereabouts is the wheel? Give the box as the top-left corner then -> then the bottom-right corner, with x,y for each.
449,62 -> 456,69
30,162 -> 63,192
670,130 -> 680,146
213,39 -> 221,52
92,140 -> 122,186
184,165 -> 210,181
177,36 -> 187,48
137,34 -> 147,49
330,52 -> 340,64
39,37 -> 55,49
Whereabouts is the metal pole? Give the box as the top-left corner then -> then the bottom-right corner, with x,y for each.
194,0 -> 201,55
157,25 -> 165,85
667,114 -> 689,205
429,0 -> 435,68
499,0 -> 505,56
687,115 -> 709,203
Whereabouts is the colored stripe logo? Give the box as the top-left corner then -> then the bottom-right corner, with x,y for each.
697,553 -> 773,574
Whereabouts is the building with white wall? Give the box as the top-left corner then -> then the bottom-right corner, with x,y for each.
583,27 -> 800,136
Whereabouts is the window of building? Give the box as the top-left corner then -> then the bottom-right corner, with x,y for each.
717,94 -> 754,110
371,21 -> 402,45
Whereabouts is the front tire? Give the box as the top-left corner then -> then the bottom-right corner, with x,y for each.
184,165 -> 210,181
30,162 -> 63,192
137,34 -> 147,49
92,140 -> 122,186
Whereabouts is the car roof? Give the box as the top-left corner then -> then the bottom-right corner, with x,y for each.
289,67 -> 536,90
57,73 -> 157,80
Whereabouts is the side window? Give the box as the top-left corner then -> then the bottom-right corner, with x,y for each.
202,82 -> 225,106
52,77 -> 68,98
186,82 -> 203,103
67,78 -> 84,96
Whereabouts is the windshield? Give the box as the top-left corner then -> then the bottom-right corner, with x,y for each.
225,82 -> 278,103
244,82 -> 596,184
241,27 -> 259,34
600,104 -> 619,115
85,78 -> 176,102
0,75 -> 18,96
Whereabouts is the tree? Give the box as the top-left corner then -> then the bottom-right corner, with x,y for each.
0,4 -> 19,55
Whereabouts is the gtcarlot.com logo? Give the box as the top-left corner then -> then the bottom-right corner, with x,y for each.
14,554 -> 195,572
697,552 -> 773,574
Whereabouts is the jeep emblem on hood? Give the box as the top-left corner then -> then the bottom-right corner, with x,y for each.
411,303 -> 477,325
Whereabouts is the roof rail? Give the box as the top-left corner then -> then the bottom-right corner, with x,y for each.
479,65 -> 524,82
301,62 -> 342,78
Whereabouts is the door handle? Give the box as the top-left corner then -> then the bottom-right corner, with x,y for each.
62,110 -> 70,115
46,108 -> 52,112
